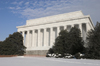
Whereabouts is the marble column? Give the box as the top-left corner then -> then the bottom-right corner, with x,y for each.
34,30 -> 38,47
57,26 -> 60,36
85,23 -> 88,33
83,23 -> 87,41
28,30 -> 30,47
32,30 -> 34,47
71,24 -> 74,28
38,29 -> 40,47
22,31 -> 25,45
26,30 -> 29,47
86,23 -> 89,40
47,28 -> 50,46
50,27 -> 53,47
36,30 -> 38,47
64,25 -> 67,30
24,31 -> 27,47
40,29 -> 42,47
40,29 -> 43,47
79,24 -> 82,37
44,28 -> 47,47
85,23 -> 87,41
30,31 -> 33,47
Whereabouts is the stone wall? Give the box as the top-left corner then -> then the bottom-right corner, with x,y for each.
25,50 -> 48,55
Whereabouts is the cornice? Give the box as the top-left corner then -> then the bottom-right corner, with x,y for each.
17,15 -> 90,28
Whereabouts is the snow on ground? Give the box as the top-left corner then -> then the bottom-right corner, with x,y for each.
0,56 -> 100,66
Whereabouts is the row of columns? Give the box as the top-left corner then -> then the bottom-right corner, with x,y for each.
20,23 -> 87,48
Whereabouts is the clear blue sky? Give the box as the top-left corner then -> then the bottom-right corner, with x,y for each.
0,0 -> 100,41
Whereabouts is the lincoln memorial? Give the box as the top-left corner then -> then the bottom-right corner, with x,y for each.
17,11 -> 94,55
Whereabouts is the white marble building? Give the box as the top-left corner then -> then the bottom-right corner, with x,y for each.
17,11 -> 94,55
